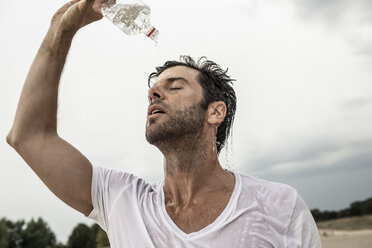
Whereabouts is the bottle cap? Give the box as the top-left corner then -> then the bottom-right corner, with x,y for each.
146,27 -> 159,43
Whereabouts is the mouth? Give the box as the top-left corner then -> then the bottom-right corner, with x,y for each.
147,104 -> 166,118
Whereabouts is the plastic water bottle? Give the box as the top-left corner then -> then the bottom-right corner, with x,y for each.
100,0 -> 159,43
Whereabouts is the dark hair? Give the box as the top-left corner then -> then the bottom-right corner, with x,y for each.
148,55 -> 237,154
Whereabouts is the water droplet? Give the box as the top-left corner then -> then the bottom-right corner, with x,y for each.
225,128 -> 234,170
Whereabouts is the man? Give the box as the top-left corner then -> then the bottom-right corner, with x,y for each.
7,0 -> 322,247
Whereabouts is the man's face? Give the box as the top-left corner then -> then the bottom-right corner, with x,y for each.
145,66 -> 206,145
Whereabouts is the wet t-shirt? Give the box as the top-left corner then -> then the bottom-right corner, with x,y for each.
87,166 -> 322,247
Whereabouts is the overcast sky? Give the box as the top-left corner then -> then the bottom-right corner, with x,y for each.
1,0 -> 371,243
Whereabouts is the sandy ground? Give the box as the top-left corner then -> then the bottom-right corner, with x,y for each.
319,229 -> 372,248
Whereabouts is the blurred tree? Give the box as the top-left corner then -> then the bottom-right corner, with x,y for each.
90,223 -> 100,245
358,198 -> 372,215
54,242 -> 67,248
0,218 -> 10,248
311,197 -> 372,222
21,217 -> 56,248
337,208 -> 351,218
350,201 -> 361,216
1,217 -> 112,248
67,223 -> 94,248
96,228 -> 110,248
2,218 -> 25,248
310,209 -> 320,222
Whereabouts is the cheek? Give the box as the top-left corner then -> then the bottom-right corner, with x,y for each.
176,95 -> 200,110
168,88 -> 203,110
185,88 -> 203,104
193,86 -> 204,104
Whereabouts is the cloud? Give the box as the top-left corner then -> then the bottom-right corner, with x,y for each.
292,0 -> 372,57
341,97 -> 370,110
241,137 -> 372,180
293,0 -> 372,24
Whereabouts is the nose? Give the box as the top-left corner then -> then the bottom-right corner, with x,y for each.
148,85 -> 163,103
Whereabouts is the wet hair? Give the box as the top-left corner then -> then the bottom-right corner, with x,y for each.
148,55 -> 237,154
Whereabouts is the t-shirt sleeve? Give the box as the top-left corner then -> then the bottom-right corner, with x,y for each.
286,193 -> 322,248
86,166 -> 142,232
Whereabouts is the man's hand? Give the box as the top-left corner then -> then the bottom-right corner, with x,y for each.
50,0 -> 103,37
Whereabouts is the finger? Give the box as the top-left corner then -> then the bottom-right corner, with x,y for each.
55,0 -> 81,15
76,0 -> 96,13
92,1 -> 104,14
81,0 -> 96,8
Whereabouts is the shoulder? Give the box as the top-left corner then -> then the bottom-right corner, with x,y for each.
93,166 -> 139,185
92,166 -> 154,197
234,172 -> 321,246
235,171 -> 298,205
234,171 -> 299,225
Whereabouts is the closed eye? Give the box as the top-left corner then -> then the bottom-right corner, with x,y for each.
170,88 -> 182,90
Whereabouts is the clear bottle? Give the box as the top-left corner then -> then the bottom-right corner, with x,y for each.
100,0 -> 159,43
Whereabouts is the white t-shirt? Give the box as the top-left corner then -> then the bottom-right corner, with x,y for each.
87,166 -> 322,247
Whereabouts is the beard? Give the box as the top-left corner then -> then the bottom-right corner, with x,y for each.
145,102 -> 206,146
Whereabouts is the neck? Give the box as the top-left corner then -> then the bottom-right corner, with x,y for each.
161,131 -> 207,175
157,132 -> 234,208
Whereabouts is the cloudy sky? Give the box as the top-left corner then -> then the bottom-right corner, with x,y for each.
1,0 -> 371,243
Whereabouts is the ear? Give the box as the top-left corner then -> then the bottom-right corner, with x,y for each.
207,101 -> 227,126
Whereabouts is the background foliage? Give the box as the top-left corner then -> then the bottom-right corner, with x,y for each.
0,218 -> 109,248
311,197 -> 372,222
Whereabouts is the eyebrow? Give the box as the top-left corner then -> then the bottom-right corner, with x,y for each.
166,77 -> 190,85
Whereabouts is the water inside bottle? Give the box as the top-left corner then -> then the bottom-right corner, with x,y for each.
102,3 -> 159,43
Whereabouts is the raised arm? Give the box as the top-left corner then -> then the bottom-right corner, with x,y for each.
6,0 -> 103,216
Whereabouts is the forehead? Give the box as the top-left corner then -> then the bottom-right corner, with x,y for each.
151,66 -> 200,87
